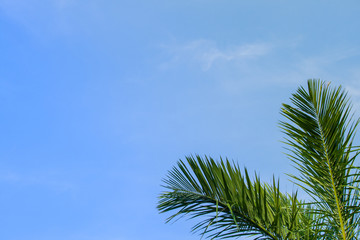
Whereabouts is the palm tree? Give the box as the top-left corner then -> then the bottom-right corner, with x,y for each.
157,80 -> 360,239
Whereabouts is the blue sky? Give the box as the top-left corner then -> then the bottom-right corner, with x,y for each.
1,1 -> 360,239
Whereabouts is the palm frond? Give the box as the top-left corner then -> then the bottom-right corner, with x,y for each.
280,79 -> 360,239
158,155 -> 314,239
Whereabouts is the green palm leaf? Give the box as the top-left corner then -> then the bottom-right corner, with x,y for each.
280,80 -> 360,239
158,79 -> 360,239
158,155 -> 315,239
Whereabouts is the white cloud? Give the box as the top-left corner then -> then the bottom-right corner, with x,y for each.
161,39 -> 271,71
0,170 -> 75,192
290,48 -> 360,117
295,48 -> 360,78
345,84 -> 360,115
159,38 -> 360,102
346,86 -> 360,96
293,48 -> 360,109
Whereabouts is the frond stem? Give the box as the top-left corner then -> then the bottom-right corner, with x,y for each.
314,105 -> 347,240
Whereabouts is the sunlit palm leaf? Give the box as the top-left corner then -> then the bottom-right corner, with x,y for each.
280,80 -> 360,239
158,156 -> 314,239
158,79 -> 360,239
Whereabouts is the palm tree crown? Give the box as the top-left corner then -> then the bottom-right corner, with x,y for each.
158,80 -> 360,239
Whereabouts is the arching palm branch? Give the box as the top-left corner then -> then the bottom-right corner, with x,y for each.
158,80 -> 360,239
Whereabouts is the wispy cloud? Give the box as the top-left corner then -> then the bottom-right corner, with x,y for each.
295,48 -> 360,78
294,48 -> 360,109
159,38 -> 360,97
0,0 -> 70,35
345,84 -> 360,115
0,169 -> 75,192
160,39 -> 271,71
0,0 -> 99,37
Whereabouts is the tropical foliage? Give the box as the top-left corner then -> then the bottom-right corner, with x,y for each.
157,80 -> 360,239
